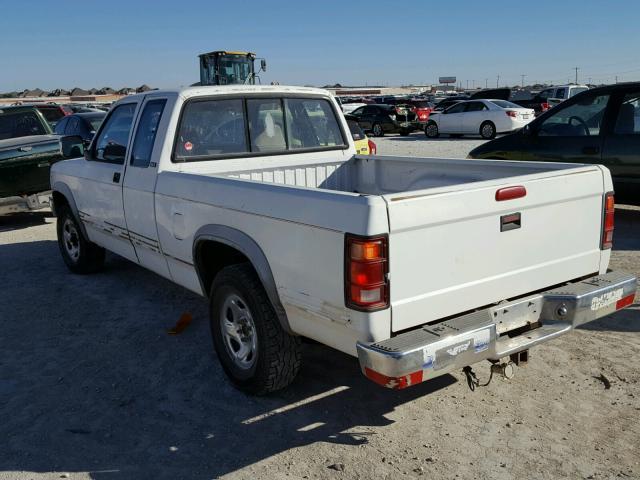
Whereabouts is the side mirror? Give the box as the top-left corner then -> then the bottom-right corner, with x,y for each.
60,135 -> 84,158
103,143 -> 126,162
260,59 -> 267,72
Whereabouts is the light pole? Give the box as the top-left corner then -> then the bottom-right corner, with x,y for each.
520,74 -> 526,88
496,75 -> 500,87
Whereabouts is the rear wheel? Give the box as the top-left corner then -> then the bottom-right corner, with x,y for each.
425,121 -> 439,138
209,263 -> 302,395
56,206 -> 105,274
480,121 -> 496,139
372,123 -> 384,137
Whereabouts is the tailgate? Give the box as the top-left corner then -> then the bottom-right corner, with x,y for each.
383,166 -> 606,332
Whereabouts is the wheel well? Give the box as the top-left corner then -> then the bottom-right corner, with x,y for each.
196,240 -> 254,296
52,191 -> 69,214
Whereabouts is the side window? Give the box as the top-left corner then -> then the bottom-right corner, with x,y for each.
130,99 -> 166,167
614,92 -> 640,135
446,103 -> 466,114
93,103 -> 136,164
65,117 -> 80,135
0,111 -> 48,139
348,120 -> 365,141
363,106 -> 376,115
247,98 -> 286,152
285,98 -> 344,149
555,88 -> 567,99
538,89 -> 554,100
351,107 -> 365,116
538,94 -> 610,137
54,116 -> 69,135
465,102 -> 486,112
175,99 -> 247,160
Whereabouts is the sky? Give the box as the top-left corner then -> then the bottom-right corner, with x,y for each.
1,0 -> 639,92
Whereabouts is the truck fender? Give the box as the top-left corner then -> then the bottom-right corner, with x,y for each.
51,181 -> 88,238
192,225 -> 293,335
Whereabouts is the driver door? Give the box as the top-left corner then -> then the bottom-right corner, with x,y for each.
438,102 -> 466,133
522,92 -> 612,165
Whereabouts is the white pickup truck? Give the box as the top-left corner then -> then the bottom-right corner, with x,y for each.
51,85 -> 636,394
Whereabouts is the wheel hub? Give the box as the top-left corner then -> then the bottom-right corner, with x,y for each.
62,219 -> 80,261
220,294 -> 257,370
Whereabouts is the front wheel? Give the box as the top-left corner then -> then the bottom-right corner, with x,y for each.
372,123 -> 384,137
209,263 -> 302,395
425,121 -> 439,138
480,121 -> 496,139
56,206 -> 105,274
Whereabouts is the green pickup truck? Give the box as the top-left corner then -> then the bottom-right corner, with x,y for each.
0,105 -> 78,215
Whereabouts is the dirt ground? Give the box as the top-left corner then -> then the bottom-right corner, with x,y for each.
1,136 -> 639,480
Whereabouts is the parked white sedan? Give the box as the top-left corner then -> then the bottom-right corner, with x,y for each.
425,99 -> 535,139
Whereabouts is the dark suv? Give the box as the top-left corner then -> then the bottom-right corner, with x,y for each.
349,104 -> 419,136
469,82 -> 640,205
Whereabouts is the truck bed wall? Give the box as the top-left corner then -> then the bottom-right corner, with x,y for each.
220,156 -> 583,196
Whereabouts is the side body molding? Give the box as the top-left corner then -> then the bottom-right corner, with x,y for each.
192,225 -> 293,334
51,181 -> 88,238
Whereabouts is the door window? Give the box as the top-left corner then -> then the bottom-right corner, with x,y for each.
538,89 -> 554,100
351,107 -> 365,116
555,88 -> 567,99
0,111 -> 48,139
93,103 -> 136,163
130,99 -> 166,167
613,92 -> 640,135
54,116 -> 69,135
538,94 -> 610,136
446,103 -> 466,114
464,102 -> 487,112
65,117 -> 80,135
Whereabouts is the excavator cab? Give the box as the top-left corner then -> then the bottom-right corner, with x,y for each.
198,51 -> 266,86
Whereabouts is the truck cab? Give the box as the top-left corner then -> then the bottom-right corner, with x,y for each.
198,51 -> 266,86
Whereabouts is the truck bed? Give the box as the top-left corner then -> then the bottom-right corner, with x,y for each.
219,155 -> 591,195
209,155 -> 609,333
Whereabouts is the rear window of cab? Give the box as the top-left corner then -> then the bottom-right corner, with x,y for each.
173,96 -> 347,162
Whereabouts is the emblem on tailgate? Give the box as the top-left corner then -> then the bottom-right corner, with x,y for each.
447,340 -> 471,356
590,288 -> 623,311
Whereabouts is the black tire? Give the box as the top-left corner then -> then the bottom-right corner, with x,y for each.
480,121 -> 496,139
399,129 -> 411,136
56,205 -> 105,274
209,263 -> 302,395
425,121 -> 439,138
372,123 -> 384,137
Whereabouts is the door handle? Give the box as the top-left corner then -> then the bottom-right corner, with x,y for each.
113,172 -> 121,183
582,146 -> 600,155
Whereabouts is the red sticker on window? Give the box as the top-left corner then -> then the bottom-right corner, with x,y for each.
184,141 -> 193,151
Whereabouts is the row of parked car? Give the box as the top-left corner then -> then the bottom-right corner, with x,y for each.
340,84 -> 592,139
339,83 -> 639,205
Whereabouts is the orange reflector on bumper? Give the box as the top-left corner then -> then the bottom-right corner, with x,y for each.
364,367 -> 423,389
616,293 -> 635,310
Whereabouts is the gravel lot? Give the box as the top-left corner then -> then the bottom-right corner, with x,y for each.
1,136 -> 638,480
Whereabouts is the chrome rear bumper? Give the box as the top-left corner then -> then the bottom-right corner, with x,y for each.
357,271 -> 637,389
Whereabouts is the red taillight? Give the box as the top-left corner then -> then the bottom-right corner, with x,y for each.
601,192 -> 615,249
345,234 -> 389,311
367,139 -> 377,155
541,102 -> 550,111
505,110 -> 518,118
